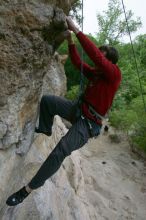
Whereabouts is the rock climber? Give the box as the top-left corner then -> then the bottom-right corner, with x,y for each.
6,16 -> 122,206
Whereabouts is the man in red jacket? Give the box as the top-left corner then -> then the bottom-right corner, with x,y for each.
6,17 -> 122,206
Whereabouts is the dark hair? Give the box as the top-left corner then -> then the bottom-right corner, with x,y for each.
99,45 -> 119,64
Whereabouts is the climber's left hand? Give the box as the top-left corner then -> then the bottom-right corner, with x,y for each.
66,16 -> 80,34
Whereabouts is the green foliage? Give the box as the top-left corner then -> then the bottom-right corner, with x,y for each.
110,109 -> 137,130
129,97 -> 146,152
111,35 -> 146,109
110,96 -> 146,152
133,35 -> 146,84
96,0 -> 142,45
111,91 -> 127,110
65,85 -> 80,100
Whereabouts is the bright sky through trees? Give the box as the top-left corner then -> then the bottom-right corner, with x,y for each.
83,0 -> 146,39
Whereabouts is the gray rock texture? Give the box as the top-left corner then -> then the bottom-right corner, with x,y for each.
0,0 -> 69,217
0,0 -> 69,151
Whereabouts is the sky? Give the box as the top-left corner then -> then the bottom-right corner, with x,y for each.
82,0 -> 146,40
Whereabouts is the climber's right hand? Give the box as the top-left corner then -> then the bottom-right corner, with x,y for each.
63,30 -> 74,44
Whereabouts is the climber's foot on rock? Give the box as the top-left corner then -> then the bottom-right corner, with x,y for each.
35,127 -> 52,136
6,187 -> 30,206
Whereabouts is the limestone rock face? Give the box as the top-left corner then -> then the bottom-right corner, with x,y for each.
1,123 -> 146,220
0,0 -> 70,217
0,0 -> 69,151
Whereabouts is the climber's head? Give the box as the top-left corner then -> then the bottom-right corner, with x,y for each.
99,45 -> 119,64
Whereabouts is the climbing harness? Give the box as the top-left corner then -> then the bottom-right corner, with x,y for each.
88,104 -> 105,121
121,0 -> 146,112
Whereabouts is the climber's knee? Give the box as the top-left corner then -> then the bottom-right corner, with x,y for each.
40,95 -> 56,110
40,95 -> 50,105
53,139 -> 71,164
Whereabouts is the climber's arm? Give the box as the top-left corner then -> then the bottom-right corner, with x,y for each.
64,30 -> 96,79
66,17 -> 121,82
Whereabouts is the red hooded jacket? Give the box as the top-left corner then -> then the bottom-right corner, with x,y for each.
69,32 -> 122,125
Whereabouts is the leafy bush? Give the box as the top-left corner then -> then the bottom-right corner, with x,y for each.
65,85 -> 79,100
110,96 -> 146,152
110,109 -> 137,130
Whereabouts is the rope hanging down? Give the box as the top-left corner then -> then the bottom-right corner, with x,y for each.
121,0 -> 146,112
79,0 -> 84,98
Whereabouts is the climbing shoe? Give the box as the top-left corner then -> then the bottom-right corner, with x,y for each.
35,127 -> 52,136
104,125 -> 109,132
6,187 -> 30,206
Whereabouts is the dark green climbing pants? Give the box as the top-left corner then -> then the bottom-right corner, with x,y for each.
28,95 -> 101,189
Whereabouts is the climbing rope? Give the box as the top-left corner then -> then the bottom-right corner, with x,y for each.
78,0 -> 84,98
121,0 -> 146,112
